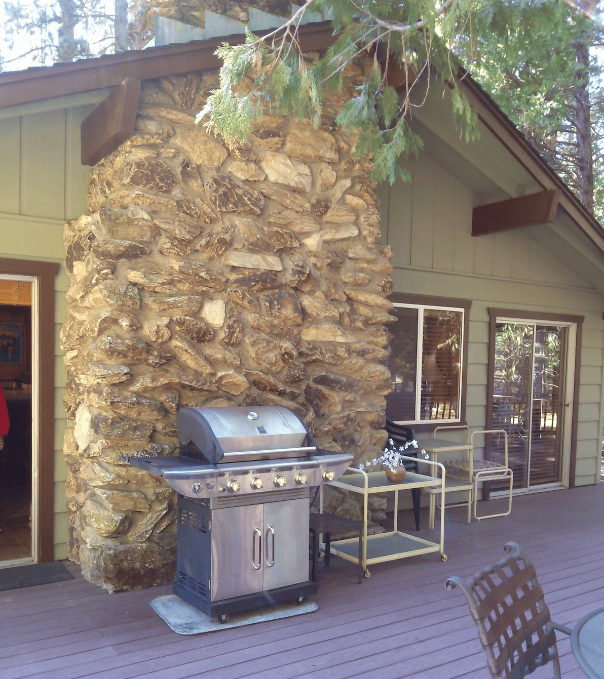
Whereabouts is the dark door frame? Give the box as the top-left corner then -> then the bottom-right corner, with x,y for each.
486,308 -> 583,490
0,257 -> 59,562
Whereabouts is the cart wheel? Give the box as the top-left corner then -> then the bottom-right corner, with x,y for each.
218,614 -> 230,624
297,596 -> 305,604
363,569 -> 371,578
441,554 -> 448,562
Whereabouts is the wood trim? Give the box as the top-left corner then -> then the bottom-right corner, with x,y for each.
0,22 -> 335,110
472,190 -> 561,237
0,257 -> 60,563
390,292 -> 472,310
485,308 -> 582,490
487,308 -> 584,325
388,292 -> 472,433
81,78 -> 141,166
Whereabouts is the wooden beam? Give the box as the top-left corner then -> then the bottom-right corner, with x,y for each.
81,78 -> 141,166
472,189 -> 561,236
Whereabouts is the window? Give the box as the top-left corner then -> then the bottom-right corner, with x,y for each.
386,295 -> 470,425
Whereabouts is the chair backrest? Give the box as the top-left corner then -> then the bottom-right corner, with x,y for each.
385,416 -> 418,471
445,542 -> 560,679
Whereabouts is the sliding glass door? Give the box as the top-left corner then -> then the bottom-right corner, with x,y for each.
491,320 -> 574,489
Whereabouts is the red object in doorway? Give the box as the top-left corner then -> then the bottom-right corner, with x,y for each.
0,384 -> 9,436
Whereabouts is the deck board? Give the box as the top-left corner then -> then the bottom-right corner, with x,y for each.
1,484 -> 603,679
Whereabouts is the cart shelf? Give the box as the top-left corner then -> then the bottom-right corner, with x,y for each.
324,458 -> 447,577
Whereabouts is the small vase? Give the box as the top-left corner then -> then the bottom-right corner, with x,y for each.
385,466 -> 407,483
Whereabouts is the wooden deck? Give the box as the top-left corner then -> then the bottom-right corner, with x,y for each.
2,483 -> 604,679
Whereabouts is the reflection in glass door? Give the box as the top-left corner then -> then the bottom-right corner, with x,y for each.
491,321 -> 571,489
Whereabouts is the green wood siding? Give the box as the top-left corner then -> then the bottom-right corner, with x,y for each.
0,104 -> 90,560
382,152 -> 604,489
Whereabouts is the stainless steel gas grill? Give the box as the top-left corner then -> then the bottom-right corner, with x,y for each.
129,405 -> 353,621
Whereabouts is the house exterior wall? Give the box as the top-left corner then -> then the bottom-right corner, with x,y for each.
0,105 -> 92,559
378,151 -> 604,487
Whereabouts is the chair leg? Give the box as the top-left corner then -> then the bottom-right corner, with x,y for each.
467,489 -> 472,524
324,532 -> 331,568
310,527 -> 319,582
429,494 -> 435,530
411,488 -> 421,530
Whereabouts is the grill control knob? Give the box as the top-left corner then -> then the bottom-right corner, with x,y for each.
295,473 -> 308,486
274,475 -> 287,488
250,477 -> 264,490
323,470 -> 336,482
226,479 -> 241,493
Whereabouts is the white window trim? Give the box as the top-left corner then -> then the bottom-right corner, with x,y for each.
391,302 -> 466,426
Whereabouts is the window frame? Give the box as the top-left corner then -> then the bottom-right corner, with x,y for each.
388,293 -> 472,432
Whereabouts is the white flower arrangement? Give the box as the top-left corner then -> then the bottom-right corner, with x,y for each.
358,438 -> 428,471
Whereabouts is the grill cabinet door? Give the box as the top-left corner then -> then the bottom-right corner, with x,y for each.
210,504 -> 264,601
262,498 -> 309,591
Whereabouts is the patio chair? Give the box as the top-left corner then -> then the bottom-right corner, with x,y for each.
445,541 -> 571,679
385,416 -> 422,530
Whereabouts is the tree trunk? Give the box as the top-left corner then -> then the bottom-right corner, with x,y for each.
574,36 -> 593,213
115,0 -> 129,52
57,0 -> 78,62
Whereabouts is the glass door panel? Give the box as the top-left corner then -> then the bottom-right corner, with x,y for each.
491,322 -> 568,489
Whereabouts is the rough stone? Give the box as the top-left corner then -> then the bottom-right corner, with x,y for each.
82,498 -> 130,538
243,332 -> 297,374
200,345 -> 240,370
267,210 -> 319,234
260,152 -> 312,193
244,371 -> 300,399
224,250 -> 283,271
198,224 -> 234,259
227,289 -> 260,312
201,299 -> 226,328
300,324 -> 354,343
170,332 -> 216,375
215,372 -> 249,395
173,128 -> 228,169
284,123 -> 338,163
92,335 -> 171,367
79,363 -> 132,386
86,283 -> 141,310
179,158 -> 204,191
173,316 -> 214,343
146,295 -> 204,314
82,541 -> 177,592
90,240 -> 151,261
235,217 -> 299,252
170,260 -> 226,290
206,174 -> 264,215
344,289 -> 393,310
74,405 -> 154,449
247,314 -> 299,342
228,270 -> 279,291
298,291 -> 340,320
154,216 -> 202,241
138,105 -> 196,125
87,385 -> 167,420
260,289 -> 304,325
220,317 -> 244,347
256,183 -> 311,212
252,128 -> 284,151
126,264 -> 179,293
143,317 -> 171,343
129,365 -> 214,392
228,160 -> 266,181
318,163 -> 337,191
119,159 -> 177,193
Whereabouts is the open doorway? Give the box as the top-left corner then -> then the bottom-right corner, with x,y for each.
0,278 -> 34,564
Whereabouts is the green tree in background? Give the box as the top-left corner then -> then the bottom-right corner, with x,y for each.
460,0 -> 604,218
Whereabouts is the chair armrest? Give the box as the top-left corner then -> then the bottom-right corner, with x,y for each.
551,621 -> 572,636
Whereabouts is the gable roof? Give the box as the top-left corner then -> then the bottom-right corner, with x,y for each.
0,20 -> 602,267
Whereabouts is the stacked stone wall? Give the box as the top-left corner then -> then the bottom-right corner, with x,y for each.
61,58 -> 394,590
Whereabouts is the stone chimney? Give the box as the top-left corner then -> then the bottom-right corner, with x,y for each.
61,52 -> 394,590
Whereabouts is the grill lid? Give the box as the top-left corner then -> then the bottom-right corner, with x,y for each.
178,405 -> 316,464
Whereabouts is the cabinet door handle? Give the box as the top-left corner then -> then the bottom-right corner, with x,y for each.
252,528 -> 262,570
266,525 -> 275,567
